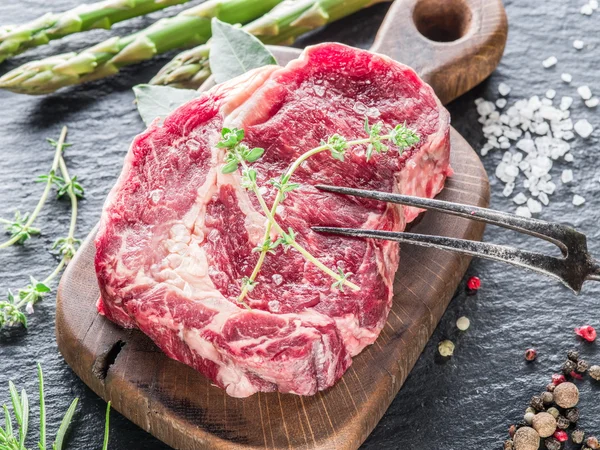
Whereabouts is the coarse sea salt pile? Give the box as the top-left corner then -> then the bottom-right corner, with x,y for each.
476,84 -> 593,217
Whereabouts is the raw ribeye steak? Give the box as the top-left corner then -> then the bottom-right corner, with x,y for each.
95,43 -> 451,397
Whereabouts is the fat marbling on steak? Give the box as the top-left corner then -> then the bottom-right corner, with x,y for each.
95,43 -> 451,397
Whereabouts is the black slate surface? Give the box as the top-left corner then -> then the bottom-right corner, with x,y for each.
1,1 -> 599,449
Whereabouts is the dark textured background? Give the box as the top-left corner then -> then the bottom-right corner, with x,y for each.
1,1 -> 599,449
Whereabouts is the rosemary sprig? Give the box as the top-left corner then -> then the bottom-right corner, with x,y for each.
0,364 -> 111,450
219,119 -> 420,305
0,127 -> 82,330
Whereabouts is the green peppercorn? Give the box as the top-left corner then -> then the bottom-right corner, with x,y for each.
572,429 -> 585,445
541,391 -> 553,404
525,406 -> 536,415
567,349 -> 579,362
530,395 -> 545,411
547,407 -> 560,419
565,407 -> 579,423
556,415 -> 570,430
562,359 -> 576,375
577,359 -> 590,373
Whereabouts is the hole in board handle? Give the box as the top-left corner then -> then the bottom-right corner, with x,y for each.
413,0 -> 473,43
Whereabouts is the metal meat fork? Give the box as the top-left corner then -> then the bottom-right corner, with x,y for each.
312,185 -> 600,294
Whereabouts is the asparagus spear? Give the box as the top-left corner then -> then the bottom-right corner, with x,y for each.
0,0 -> 283,95
149,0 -> 389,89
0,0 -> 193,64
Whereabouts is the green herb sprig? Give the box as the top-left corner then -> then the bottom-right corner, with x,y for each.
0,363 -> 111,450
0,127 -> 82,330
219,119 -> 420,305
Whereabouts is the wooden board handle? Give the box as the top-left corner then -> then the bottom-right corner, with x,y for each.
370,0 -> 508,105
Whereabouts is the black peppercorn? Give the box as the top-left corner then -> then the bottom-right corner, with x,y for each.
546,382 -> 556,392
541,391 -> 554,404
577,359 -> 590,373
572,429 -> 585,444
565,407 -> 579,423
556,415 -> 570,430
562,359 -> 577,375
530,395 -> 545,411
567,349 -> 579,362
544,437 -> 562,450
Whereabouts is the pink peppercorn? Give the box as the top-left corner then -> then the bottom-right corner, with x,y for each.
552,374 -> 566,385
575,325 -> 597,342
553,430 -> 568,442
570,371 -> 584,380
524,348 -> 537,361
466,276 -> 481,291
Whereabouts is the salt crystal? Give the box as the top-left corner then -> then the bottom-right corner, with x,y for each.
581,3 -> 593,15
313,85 -> 325,97
538,192 -> 550,205
527,198 -> 543,214
578,85 -> 592,100
535,122 -> 549,135
574,119 -> 594,138
542,181 -> 556,195
496,98 -> 507,108
585,97 -> 599,107
500,141 -> 511,149
475,98 -> 484,105
561,73 -> 572,83
545,89 -> 556,99
559,96 -> 573,111
477,101 -> 495,117
573,40 -> 584,50
563,131 -> 575,140
573,195 -> 586,206
271,274 -> 283,286
505,165 -> 519,177
561,169 -> 573,183
516,206 -> 532,218
591,0 -> 599,9
498,82 -> 511,96
480,147 -> 489,156
529,96 -> 542,111
541,98 -> 553,106
503,183 -> 514,197
564,153 -> 574,162
542,56 -> 557,68
513,193 -> 528,205
517,138 -> 535,153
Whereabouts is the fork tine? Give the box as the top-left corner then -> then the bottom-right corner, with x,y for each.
315,184 -> 579,254
312,226 -> 574,291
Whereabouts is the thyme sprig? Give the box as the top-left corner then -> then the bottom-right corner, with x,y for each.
0,127 -> 82,330
0,364 -> 111,450
220,119 -> 420,306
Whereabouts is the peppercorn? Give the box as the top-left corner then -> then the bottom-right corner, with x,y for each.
554,430 -> 568,442
466,276 -> 481,292
568,349 -> 580,361
546,407 -> 559,419
503,439 -> 514,450
525,406 -> 536,415
530,395 -> 545,411
532,412 -> 557,438
552,374 -> 566,385
544,437 -> 562,450
438,340 -> 455,357
525,348 -> 537,362
546,383 -> 555,392
589,365 -> 600,381
587,436 -> 600,449
523,412 -> 535,425
556,415 -> 570,430
575,325 -> 597,342
577,359 -> 590,373
553,382 -> 579,408
513,426 -> 540,450
572,429 -> 586,445
509,424 -> 517,438
565,407 -> 579,423
562,359 -> 576,375
541,391 -> 553,405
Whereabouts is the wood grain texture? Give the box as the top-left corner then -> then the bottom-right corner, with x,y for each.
56,129 -> 489,450
372,0 -> 508,105
56,1 -> 505,448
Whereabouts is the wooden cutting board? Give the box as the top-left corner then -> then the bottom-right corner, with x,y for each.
56,1 -> 507,449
